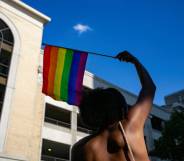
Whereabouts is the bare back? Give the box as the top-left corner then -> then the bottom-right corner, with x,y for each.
83,122 -> 150,161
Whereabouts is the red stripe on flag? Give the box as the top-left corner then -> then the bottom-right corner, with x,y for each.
42,45 -> 51,94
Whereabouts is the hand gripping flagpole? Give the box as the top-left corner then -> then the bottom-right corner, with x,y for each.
42,42 -> 116,59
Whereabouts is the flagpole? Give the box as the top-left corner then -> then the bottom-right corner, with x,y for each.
42,42 -> 116,59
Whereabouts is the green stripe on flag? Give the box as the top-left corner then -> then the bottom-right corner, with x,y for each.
60,49 -> 73,101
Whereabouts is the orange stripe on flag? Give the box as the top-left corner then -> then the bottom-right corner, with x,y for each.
47,47 -> 58,97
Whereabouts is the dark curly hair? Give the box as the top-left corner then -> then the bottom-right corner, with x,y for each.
79,88 -> 128,131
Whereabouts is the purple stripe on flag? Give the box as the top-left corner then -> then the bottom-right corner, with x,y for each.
75,52 -> 88,106
68,51 -> 81,105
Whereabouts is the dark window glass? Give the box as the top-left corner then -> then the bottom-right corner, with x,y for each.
0,19 -> 14,120
0,84 -> 5,119
77,114 -> 93,134
0,84 -> 5,102
0,49 -> 11,77
0,19 -> 14,45
41,139 -> 70,161
45,103 -> 71,128
151,116 -> 164,131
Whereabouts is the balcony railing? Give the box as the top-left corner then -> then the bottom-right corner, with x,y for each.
45,117 -> 71,128
41,155 -> 69,161
44,117 -> 93,134
0,63 -> 9,78
77,126 -> 93,134
0,37 -> 13,46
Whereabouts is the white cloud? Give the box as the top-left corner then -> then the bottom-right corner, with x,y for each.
73,23 -> 92,34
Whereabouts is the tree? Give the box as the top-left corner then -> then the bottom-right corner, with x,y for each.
151,111 -> 184,161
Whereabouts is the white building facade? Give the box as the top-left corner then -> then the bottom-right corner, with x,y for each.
0,0 -> 50,160
163,89 -> 184,112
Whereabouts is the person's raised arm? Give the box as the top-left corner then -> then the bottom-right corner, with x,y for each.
116,51 -> 156,131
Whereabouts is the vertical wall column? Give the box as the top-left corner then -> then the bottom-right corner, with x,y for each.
71,106 -> 78,145
70,106 -> 78,160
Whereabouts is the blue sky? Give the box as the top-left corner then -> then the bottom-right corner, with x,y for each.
22,0 -> 184,106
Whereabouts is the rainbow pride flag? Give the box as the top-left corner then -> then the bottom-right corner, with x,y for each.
42,45 -> 88,106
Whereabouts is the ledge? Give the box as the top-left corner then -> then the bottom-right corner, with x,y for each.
1,0 -> 51,24
0,153 -> 26,161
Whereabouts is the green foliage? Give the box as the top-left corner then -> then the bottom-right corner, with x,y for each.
152,111 -> 184,161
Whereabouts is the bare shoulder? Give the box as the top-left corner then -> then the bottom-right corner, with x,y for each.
84,134 -> 102,150
83,133 -> 109,161
71,135 -> 95,161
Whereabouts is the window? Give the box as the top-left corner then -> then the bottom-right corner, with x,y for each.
151,116 -> 164,131
77,114 -> 93,134
41,139 -> 70,161
0,19 -> 14,120
0,84 -> 5,118
179,95 -> 182,103
44,103 -> 71,128
0,49 -> 11,76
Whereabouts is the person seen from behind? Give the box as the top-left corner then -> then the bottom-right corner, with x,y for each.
71,51 -> 156,161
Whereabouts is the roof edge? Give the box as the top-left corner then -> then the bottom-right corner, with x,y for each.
164,89 -> 184,98
4,0 -> 51,23
84,71 -> 164,110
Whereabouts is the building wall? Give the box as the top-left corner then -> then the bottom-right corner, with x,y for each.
165,89 -> 184,105
0,0 -> 50,160
163,89 -> 184,112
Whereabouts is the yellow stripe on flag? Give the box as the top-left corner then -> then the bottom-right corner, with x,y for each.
54,48 -> 67,99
